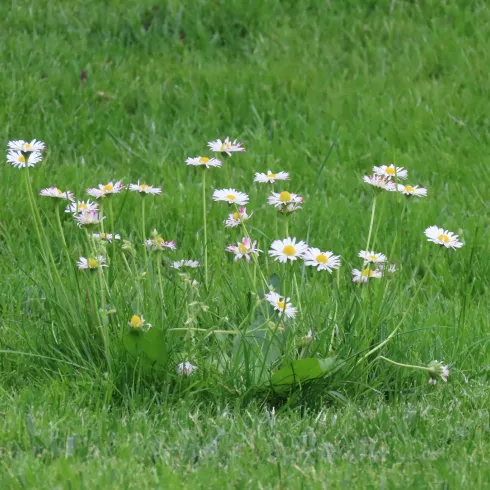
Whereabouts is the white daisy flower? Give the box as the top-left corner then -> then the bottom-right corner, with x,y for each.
74,210 -> 106,227
86,181 -> 125,199
212,188 -> 249,205
226,237 -> 262,263
388,263 -> 397,273
39,187 -> 75,201
303,248 -> 341,273
373,164 -> 408,180
424,226 -> 463,250
77,255 -> 108,270
265,291 -> 297,319
65,200 -> 99,214
397,184 -> 427,197
128,314 -> 152,331
254,170 -> 290,183
352,268 -> 382,283
171,260 -> 200,269
363,175 -> 396,191
267,191 -> 304,212
208,137 -> 245,156
145,230 -> 176,251
177,361 -> 198,376
128,181 -> 162,195
7,150 -> 42,168
8,139 -> 46,152
224,207 -> 251,228
427,360 -> 450,384
92,233 -> 121,242
268,237 -> 308,263
185,156 -> 222,168
359,250 -> 388,265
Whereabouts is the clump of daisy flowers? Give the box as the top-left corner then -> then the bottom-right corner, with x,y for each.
6,139 -> 45,168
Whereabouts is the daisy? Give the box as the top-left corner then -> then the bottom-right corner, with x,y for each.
352,268 -> 382,283
212,188 -> 249,205
65,200 -> 99,214
265,291 -> 298,319
427,360 -> 450,385
128,181 -> 162,195
373,164 -> 408,180
128,314 -> 152,331
397,184 -> 427,197
363,175 -> 396,191
269,237 -> 308,263
74,210 -> 106,227
208,137 -> 245,156
359,250 -> 388,265
39,187 -> 75,201
303,248 -> 341,273
226,237 -> 262,263
224,207 -> 251,228
177,361 -> 198,376
171,260 -> 200,269
424,226 -> 463,250
145,230 -> 176,251
267,191 -> 304,212
8,139 -> 46,152
92,233 -> 121,242
185,156 -> 222,168
254,170 -> 290,183
77,256 -> 108,270
7,150 -> 42,168
86,181 -> 125,199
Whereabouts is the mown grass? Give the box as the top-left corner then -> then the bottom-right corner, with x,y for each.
1,0 -> 489,488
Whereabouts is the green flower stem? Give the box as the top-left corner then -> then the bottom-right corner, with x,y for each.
202,170 -> 209,289
377,356 -> 431,372
365,194 -> 377,252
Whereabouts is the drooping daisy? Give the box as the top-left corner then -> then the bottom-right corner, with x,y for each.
226,237 -> 262,263
254,170 -> 290,183
128,314 -> 152,331
224,207 -> 251,228
8,139 -> 46,152
427,360 -> 450,385
77,256 -> 108,270
267,191 -> 304,212
363,175 -> 396,191
269,237 -> 308,263
208,137 -> 245,156
92,233 -> 121,242
303,248 -> 341,273
373,164 -> 408,180
212,188 -> 249,205
39,187 -> 75,201
65,200 -> 99,214
352,268 -> 382,283
177,361 -> 198,376
7,150 -> 42,168
145,230 -> 176,251
86,181 -> 125,199
359,250 -> 388,265
185,156 -> 222,168
128,181 -> 162,195
424,226 -> 463,250
265,291 -> 298,319
397,184 -> 427,197
171,260 -> 200,269
74,210 -> 106,228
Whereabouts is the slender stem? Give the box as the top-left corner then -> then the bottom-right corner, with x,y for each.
377,356 -> 430,372
55,202 -> 68,250
365,194 -> 377,252
202,170 -> 209,289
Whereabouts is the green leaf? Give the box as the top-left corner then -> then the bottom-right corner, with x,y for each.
123,328 -> 168,367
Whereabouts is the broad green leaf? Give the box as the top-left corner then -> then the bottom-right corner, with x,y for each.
123,328 -> 168,367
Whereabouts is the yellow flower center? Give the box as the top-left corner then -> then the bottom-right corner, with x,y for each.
437,233 -> 450,243
18,155 -> 25,163
283,245 -> 296,256
385,167 -> 396,175
87,258 -> 99,268
140,184 -> 149,190
279,191 -> 291,202
199,157 -> 210,163
238,243 -> 248,254
361,268 -> 372,277
226,194 -> 236,201
277,301 -> 286,310
103,184 -> 114,192
78,203 -> 88,211
232,212 -> 240,220
24,143 -> 32,150
369,255 -> 378,261
130,315 -> 143,328
99,233 -> 107,239
267,173 -> 277,179
404,186 -> 415,193
224,141 -> 232,149
316,254 -> 328,264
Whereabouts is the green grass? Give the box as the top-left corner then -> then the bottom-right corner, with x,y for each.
1,0 -> 490,487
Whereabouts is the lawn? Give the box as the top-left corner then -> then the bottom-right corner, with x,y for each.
1,0 -> 489,488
